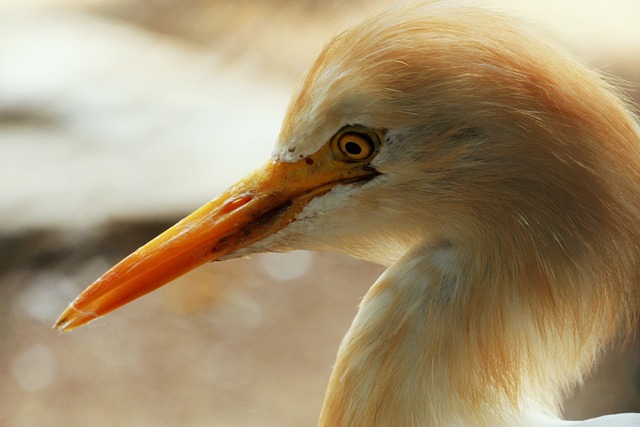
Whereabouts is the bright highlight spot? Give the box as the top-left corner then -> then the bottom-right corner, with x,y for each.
258,251 -> 313,281
11,344 -> 57,392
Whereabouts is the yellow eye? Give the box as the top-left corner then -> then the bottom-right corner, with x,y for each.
337,132 -> 375,161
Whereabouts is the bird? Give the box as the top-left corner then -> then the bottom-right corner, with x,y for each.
54,3 -> 640,426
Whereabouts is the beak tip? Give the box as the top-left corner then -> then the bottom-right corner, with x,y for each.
53,304 -> 99,333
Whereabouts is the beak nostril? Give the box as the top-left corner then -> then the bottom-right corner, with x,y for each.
220,194 -> 253,214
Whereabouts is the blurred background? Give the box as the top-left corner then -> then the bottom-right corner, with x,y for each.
1,0 -> 639,426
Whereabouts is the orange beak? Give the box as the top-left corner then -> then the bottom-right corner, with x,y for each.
53,145 -> 378,332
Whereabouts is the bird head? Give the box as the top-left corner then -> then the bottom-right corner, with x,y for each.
54,5 -> 640,332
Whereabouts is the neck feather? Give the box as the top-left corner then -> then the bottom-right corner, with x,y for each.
319,238 -> 634,427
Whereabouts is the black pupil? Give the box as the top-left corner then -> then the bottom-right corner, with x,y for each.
345,141 -> 363,155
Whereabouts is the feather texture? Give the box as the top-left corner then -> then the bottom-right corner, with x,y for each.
272,4 -> 640,426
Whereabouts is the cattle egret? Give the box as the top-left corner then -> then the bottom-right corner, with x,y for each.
54,4 -> 640,426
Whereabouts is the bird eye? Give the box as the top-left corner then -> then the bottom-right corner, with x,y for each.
336,132 -> 375,161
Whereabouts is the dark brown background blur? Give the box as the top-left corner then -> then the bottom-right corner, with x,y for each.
1,1 -> 639,426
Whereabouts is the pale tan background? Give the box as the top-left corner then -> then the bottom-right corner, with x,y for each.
1,1 -> 639,426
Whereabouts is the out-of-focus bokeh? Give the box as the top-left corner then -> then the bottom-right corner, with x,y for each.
1,1 -> 639,426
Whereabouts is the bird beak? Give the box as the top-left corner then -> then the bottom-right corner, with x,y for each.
53,148 -> 378,332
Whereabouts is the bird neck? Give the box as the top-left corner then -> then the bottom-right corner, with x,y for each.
319,241 -> 620,427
